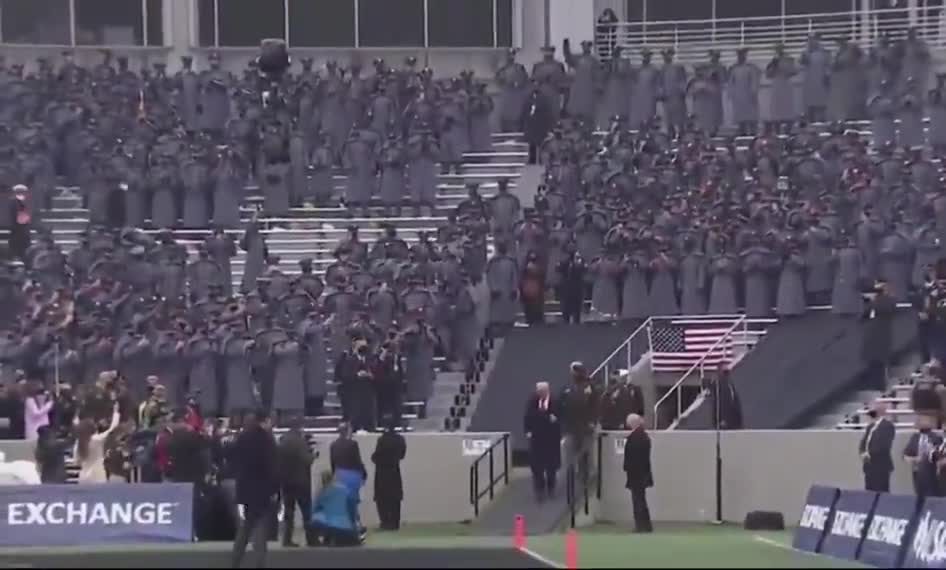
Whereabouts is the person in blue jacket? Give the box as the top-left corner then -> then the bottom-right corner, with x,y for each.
309,470 -> 365,546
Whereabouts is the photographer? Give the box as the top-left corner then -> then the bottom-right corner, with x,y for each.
139,383 -> 170,429
51,383 -> 77,438
862,280 -> 897,390
334,338 -> 377,432
374,340 -> 404,427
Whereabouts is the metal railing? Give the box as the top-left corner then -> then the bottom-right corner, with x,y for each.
468,433 -> 510,518
595,7 -> 943,64
589,317 -> 654,389
651,316 -> 747,429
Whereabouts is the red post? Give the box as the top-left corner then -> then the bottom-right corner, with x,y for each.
565,529 -> 578,569
513,514 -> 526,549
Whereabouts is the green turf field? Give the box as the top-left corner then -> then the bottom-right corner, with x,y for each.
365,524 -> 867,568
0,524 -> 867,568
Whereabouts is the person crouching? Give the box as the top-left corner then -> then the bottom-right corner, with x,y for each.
308,471 -> 365,547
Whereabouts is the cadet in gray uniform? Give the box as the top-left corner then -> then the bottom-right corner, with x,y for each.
766,43 -> 798,134
563,39 -> 600,124
658,48 -> 688,139
728,47 -> 762,136
800,33 -> 831,122
495,48 -> 530,132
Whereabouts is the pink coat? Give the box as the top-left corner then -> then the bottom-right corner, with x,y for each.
24,396 -> 53,440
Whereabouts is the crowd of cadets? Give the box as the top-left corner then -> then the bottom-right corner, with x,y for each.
0,48 -> 548,433
499,31 -> 946,326
2,29 -> 946,435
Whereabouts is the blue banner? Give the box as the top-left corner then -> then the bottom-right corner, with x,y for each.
820,490 -> 879,562
858,493 -> 921,569
0,483 -> 193,547
903,496 -> 946,569
793,485 -> 840,554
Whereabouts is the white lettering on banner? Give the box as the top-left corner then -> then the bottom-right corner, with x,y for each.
799,505 -> 830,530
912,512 -> 946,565
866,515 -> 908,546
6,502 -> 179,526
462,439 -> 491,457
830,511 -> 868,539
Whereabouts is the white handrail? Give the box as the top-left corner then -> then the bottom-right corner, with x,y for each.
651,315 -> 747,429
590,317 -> 653,383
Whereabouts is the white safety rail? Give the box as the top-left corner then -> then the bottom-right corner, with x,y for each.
595,7 -> 943,65
590,317 -> 653,388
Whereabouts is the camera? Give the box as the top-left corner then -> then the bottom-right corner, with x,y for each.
257,39 -> 290,79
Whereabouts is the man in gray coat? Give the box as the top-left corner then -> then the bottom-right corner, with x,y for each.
531,46 -> 567,122
658,48 -> 688,138
495,48 -> 530,132
489,178 -> 522,247
632,48 -> 660,129
175,55 -> 201,133
485,242 -> 520,335
766,43 -> 798,133
728,48 -> 761,136
563,39 -> 600,125
800,33 -> 831,122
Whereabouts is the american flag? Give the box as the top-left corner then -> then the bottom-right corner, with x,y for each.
651,325 -> 740,373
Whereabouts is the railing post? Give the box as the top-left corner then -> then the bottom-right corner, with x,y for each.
488,447 -> 495,500
474,466 -> 480,516
503,435 -> 509,484
596,434 -> 603,500
740,21 -> 745,46
646,320 -> 655,373
626,336 -> 632,382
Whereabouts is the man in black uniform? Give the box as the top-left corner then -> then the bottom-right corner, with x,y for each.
277,418 -> 314,547
231,410 -> 279,569
600,372 -> 644,430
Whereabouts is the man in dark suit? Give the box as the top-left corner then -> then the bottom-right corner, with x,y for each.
231,410 -> 280,569
330,422 -> 368,480
524,381 -> 561,502
277,418 -> 314,547
860,400 -> 895,492
371,416 -> 407,530
904,413 -> 943,498
623,414 -> 654,533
